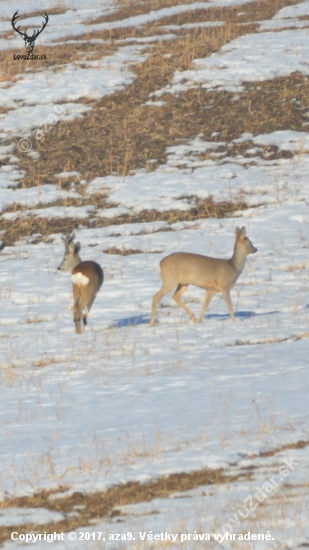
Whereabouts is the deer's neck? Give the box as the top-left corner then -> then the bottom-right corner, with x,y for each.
230,244 -> 247,275
71,256 -> 83,271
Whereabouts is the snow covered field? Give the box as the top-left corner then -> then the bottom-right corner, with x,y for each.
0,0 -> 309,547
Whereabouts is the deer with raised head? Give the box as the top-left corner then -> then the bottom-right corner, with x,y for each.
58,235 -> 103,334
150,227 -> 257,326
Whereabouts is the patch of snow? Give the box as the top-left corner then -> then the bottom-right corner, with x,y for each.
144,100 -> 167,107
162,21 -> 226,30
252,130 -> 309,154
2,205 -> 95,220
151,29 -> 309,96
0,507 -> 64,527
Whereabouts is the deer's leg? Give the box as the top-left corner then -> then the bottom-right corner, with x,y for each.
196,289 -> 218,324
150,282 -> 175,327
74,316 -> 83,334
221,289 -> 235,321
73,287 -> 92,329
73,285 -> 83,334
73,302 -> 83,334
173,284 -> 198,323
82,293 -> 97,325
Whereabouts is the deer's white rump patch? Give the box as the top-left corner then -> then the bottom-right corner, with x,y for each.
71,272 -> 90,286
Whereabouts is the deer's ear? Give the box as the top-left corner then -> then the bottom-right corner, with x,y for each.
62,236 -> 69,251
63,234 -> 75,248
235,226 -> 246,238
74,242 -> 81,254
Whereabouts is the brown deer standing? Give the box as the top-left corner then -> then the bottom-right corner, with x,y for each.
58,235 -> 103,334
150,227 -> 257,326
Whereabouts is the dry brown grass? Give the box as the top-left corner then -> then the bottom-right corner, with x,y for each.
3,193 -> 111,212
0,438 -> 307,544
0,467 -> 240,545
0,197 -> 247,246
88,0 -> 301,29
89,0 -> 203,25
104,246 -> 144,255
1,0 -> 305,247
3,6 -> 67,22
257,440 -> 309,458
16,69 -> 308,190
0,41 -> 119,83
11,0 -> 305,191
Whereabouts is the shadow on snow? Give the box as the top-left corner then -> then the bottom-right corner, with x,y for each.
108,309 -> 280,328
109,315 -> 149,328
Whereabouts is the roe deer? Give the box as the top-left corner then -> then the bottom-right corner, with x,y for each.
150,227 -> 257,326
58,235 -> 104,334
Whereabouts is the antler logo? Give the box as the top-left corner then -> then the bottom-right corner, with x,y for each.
11,11 -> 49,54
